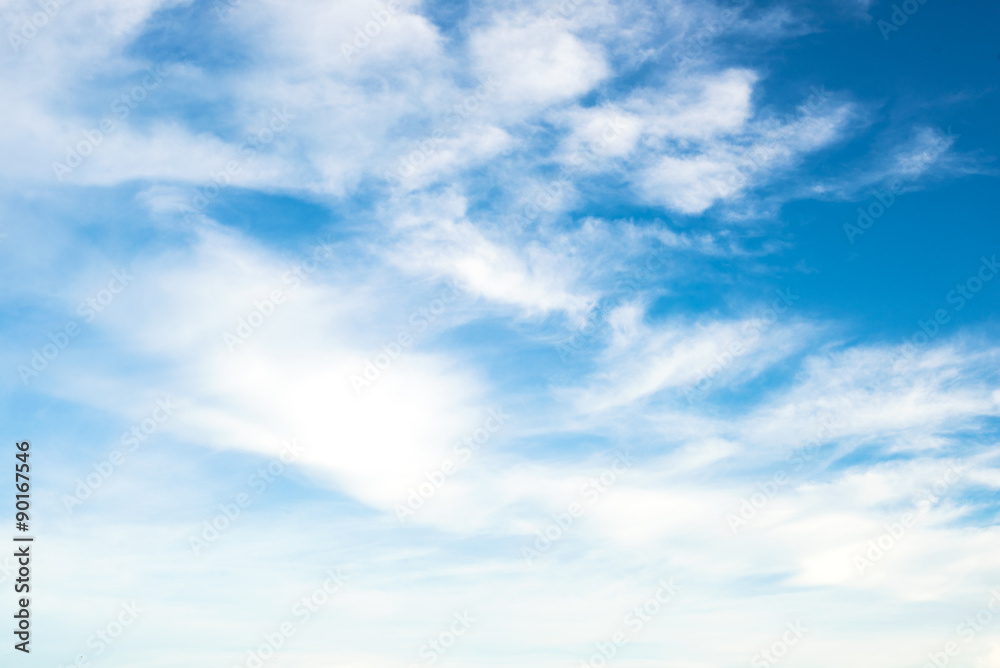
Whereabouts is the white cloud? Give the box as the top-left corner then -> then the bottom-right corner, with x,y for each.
470,13 -> 611,108
739,343 -> 1000,453
386,193 -> 597,319
1,1 -> 998,666
633,79 -> 857,213
571,312 -> 813,412
32,222 -> 492,511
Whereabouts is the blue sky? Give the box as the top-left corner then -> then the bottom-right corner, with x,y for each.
1,0 -> 999,666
